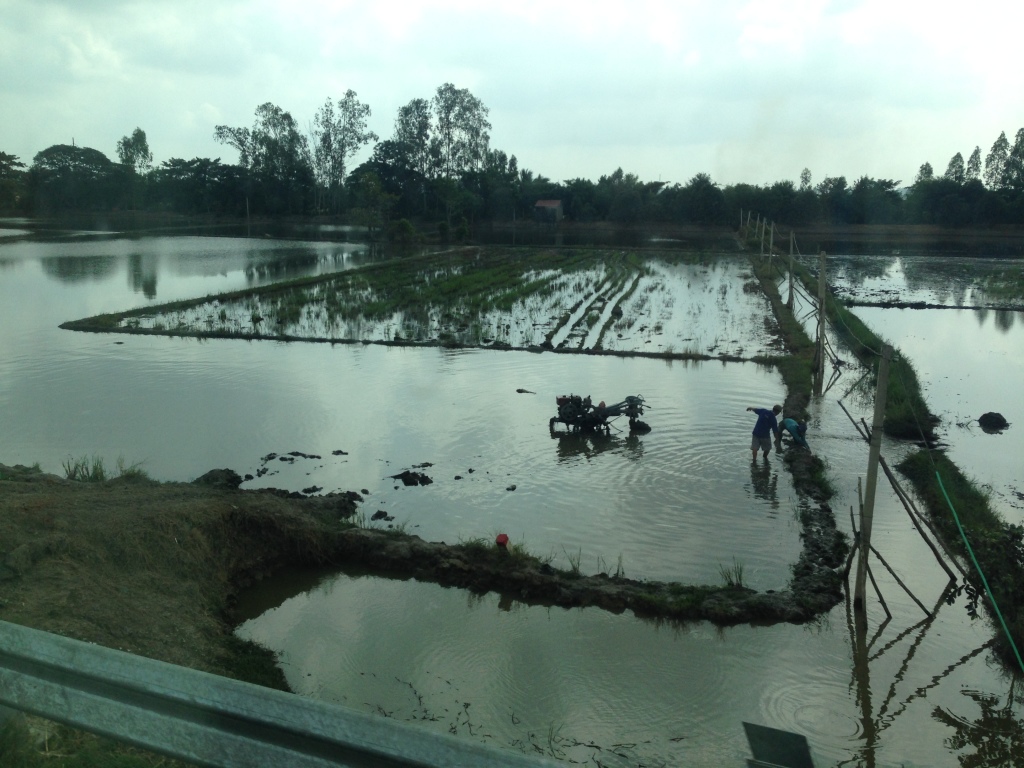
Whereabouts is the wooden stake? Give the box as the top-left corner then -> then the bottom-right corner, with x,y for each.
813,251 -> 827,395
854,344 -> 892,616
787,231 -> 795,310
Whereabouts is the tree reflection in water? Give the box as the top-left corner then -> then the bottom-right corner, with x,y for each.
934,683 -> 1024,768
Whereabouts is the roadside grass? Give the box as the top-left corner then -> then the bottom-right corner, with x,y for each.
0,717 -> 190,768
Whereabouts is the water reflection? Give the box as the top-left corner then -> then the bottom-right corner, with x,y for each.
748,457 -> 780,508
994,309 -> 1016,333
41,254 -> 118,282
934,684 -> 1024,767
128,253 -> 157,298
550,430 -> 623,462
826,254 -> 1024,310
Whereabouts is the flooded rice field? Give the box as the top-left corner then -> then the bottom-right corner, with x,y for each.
829,253 -> 1024,309
813,254 -> 1024,525
2,227 -> 1024,766
93,248 -> 781,359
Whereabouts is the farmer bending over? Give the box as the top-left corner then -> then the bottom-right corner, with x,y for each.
778,417 -> 810,450
747,405 -> 782,460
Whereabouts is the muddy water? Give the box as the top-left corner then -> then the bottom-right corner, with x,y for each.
3,229 -> 1023,766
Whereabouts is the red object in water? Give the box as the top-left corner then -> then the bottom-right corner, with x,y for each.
495,533 -> 509,548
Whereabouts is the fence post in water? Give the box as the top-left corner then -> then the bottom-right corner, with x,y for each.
746,210 -> 751,234
813,251 -> 827,395
768,222 -> 775,268
787,231 -> 795,310
854,344 -> 892,619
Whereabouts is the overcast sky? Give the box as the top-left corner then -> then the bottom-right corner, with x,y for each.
2,0 -> 1023,189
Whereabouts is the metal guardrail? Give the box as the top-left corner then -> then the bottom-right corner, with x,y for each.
0,619 -> 563,767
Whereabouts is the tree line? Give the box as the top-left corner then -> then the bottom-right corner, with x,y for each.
3,85 -> 1024,233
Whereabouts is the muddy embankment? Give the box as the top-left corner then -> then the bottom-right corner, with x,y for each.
0,457 -> 847,689
791,223 -> 1024,257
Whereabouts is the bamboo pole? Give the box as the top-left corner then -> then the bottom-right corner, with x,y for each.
838,397 -> 962,582
837,399 -> 869,441
869,543 -> 932,618
866,562 -> 892,619
879,456 -> 963,581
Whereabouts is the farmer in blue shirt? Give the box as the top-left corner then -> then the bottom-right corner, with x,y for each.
746,405 -> 781,460
779,417 -> 809,450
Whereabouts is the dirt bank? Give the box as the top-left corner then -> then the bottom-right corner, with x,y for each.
0,465 -> 354,684
1,460 -> 846,684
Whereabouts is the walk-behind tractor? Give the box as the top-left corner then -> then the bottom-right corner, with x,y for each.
549,394 -> 650,434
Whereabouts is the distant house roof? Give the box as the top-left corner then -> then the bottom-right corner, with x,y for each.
534,200 -> 562,208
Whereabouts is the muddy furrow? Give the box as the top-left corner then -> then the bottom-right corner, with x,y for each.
545,275 -> 613,349
588,271 -> 643,350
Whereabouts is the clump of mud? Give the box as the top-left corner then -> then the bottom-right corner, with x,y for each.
979,412 -> 1009,433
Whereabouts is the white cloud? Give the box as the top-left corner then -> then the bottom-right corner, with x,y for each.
2,0 -> 1024,185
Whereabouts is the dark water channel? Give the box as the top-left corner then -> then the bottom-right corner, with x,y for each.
2,228 -> 1022,766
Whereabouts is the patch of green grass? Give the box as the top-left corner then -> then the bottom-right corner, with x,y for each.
62,456 -> 149,483
62,455 -> 107,482
898,449 -> 1024,664
718,558 -> 745,587
562,546 -> 582,575
0,717 -> 188,768
114,457 -> 149,481
219,635 -> 289,691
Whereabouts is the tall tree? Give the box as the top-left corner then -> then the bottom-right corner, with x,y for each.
394,98 -> 432,179
966,146 -> 982,182
0,151 -> 27,211
816,176 -> 850,223
310,91 -> 377,213
944,152 -> 966,184
984,131 -> 1010,189
116,127 -> 153,209
799,167 -> 812,191
684,172 -> 727,224
914,162 -> 934,184
430,83 -> 491,178
215,102 -> 313,214
116,128 -> 153,175
1001,128 -> 1024,193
